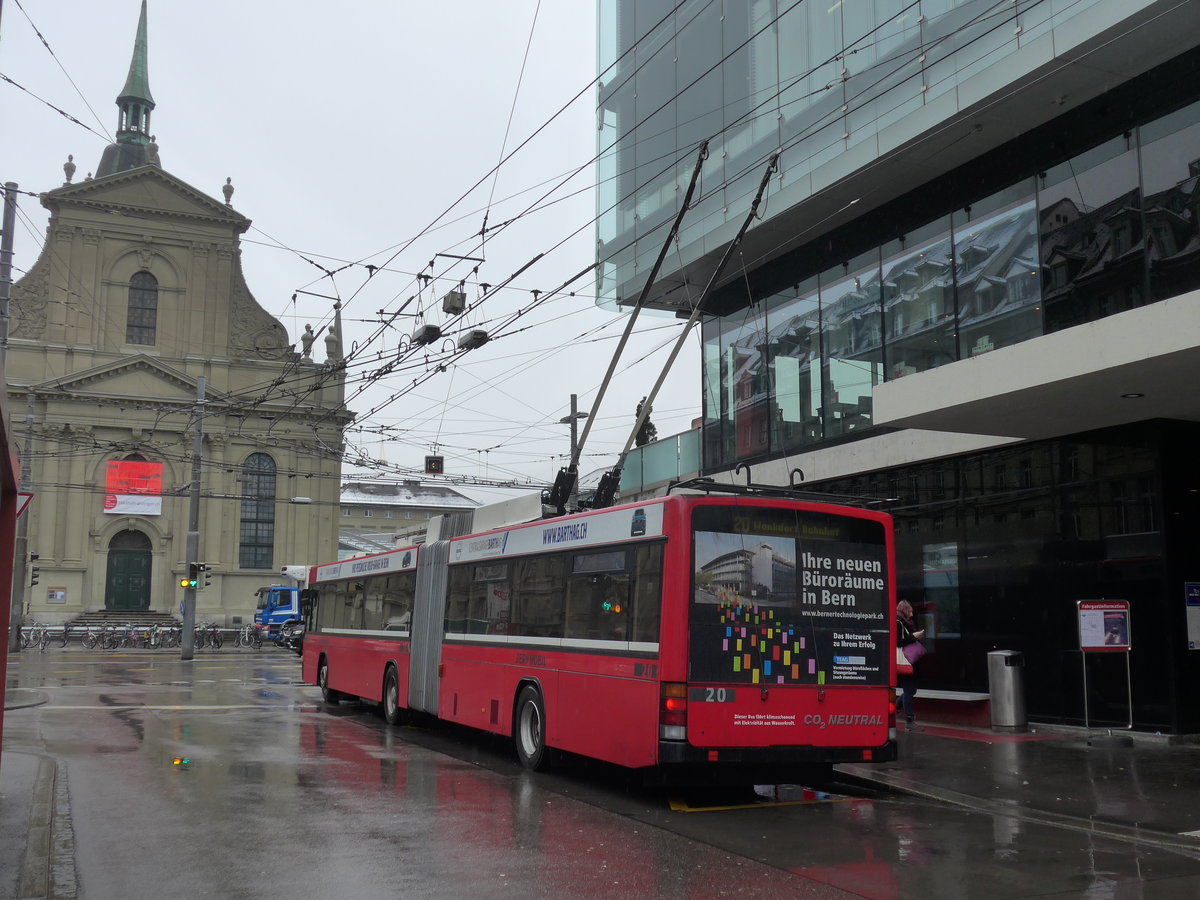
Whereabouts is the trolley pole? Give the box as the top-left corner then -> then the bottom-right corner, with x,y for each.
180,376 -> 205,660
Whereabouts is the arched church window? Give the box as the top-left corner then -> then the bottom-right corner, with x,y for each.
239,453 -> 276,570
127,271 -> 158,345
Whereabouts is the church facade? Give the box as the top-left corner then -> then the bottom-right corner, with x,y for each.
7,1 -> 351,627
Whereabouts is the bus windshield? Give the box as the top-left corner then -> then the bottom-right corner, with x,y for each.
689,505 -> 889,686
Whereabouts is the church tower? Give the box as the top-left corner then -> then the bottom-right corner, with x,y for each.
7,2 -> 351,627
97,0 -> 157,178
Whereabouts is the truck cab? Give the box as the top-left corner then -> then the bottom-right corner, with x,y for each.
254,565 -> 308,640
254,585 -> 301,639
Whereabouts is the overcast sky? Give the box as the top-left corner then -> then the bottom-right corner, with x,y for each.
2,0 -> 702,494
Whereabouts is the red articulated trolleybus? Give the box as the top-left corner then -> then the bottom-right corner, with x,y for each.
301,486 -> 898,779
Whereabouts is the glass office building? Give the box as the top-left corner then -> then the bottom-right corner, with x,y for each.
599,0 -> 1200,732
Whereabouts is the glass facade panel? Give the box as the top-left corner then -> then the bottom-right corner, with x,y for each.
598,0 -> 1133,308
766,278 -> 821,453
882,217 -> 954,379
1038,134 -> 1144,334
725,307 -> 772,461
1138,100 -> 1200,302
819,252 -> 882,438
953,188 -> 1041,356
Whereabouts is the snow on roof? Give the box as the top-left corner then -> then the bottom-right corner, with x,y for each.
340,481 -> 479,509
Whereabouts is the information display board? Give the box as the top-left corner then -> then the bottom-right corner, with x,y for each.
1078,599 -> 1131,652
1076,599 -> 1132,732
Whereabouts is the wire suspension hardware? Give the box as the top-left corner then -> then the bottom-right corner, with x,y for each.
592,152 -> 781,511
547,140 -> 710,515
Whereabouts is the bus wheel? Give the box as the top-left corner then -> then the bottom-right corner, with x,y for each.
382,666 -> 405,726
318,657 -> 342,704
514,685 -> 548,771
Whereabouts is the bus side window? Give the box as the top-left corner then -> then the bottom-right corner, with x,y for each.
631,544 -> 663,643
603,577 -> 631,641
445,568 -> 471,633
511,557 -> 565,638
564,573 -> 596,639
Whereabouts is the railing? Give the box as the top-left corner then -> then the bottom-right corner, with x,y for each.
619,428 -> 701,496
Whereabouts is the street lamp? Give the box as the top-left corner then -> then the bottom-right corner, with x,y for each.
556,394 -> 589,510
558,395 -> 589,464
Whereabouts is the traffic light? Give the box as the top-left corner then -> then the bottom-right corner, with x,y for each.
197,563 -> 212,589
180,563 -> 199,590
425,455 -> 444,475
29,553 -> 40,587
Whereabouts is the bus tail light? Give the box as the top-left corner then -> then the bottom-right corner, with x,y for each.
660,682 -> 687,741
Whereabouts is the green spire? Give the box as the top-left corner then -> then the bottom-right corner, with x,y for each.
119,0 -> 154,105
115,0 -> 154,143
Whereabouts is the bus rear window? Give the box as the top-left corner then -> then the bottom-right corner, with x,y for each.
689,506 -> 889,686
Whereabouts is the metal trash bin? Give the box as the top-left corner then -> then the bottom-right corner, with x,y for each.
988,650 -> 1027,732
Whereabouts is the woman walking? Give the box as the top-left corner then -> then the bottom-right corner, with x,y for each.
897,600 -> 926,731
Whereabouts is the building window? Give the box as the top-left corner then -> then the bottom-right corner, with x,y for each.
342,508 -> 352,517
384,510 -> 394,519
127,271 -> 158,345
363,509 -> 373,518
238,453 -> 276,569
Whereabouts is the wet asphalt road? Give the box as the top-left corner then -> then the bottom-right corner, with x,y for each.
4,650 -> 1200,899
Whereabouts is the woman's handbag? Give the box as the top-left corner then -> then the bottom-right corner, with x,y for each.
895,647 -> 914,675
903,641 -> 927,664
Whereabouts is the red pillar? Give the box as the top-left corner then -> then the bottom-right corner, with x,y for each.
0,385 -> 21,767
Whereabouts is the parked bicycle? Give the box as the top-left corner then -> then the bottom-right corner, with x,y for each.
80,624 -> 102,650
193,622 -> 223,650
100,624 -> 124,650
234,623 -> 263,650
21,622 -> 50,650
205,622 -> 224,649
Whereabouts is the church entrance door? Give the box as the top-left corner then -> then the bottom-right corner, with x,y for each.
105,530 -> 152,611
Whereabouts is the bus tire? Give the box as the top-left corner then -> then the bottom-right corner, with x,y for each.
318,657 -> 343,704
514,685 -> 549,771
382,666 -> 405,726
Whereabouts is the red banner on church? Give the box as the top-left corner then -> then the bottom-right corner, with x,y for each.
104,461 -> 163,515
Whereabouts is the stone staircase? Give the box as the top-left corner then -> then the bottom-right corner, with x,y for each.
67,610 -> 181,629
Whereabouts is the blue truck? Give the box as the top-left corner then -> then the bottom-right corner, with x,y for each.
254,565 -> 308,642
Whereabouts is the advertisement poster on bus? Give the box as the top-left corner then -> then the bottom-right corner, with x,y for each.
689,520 -> 889,688
103,460 -> 163,515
